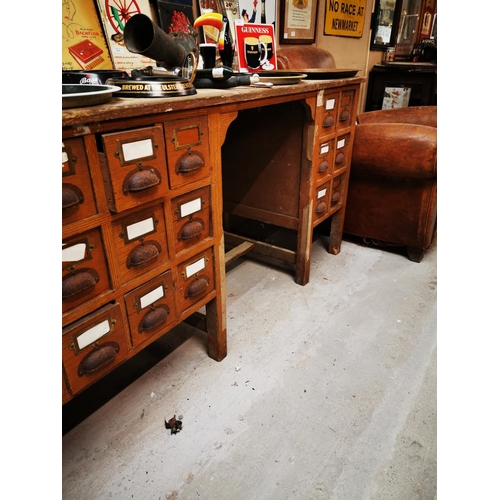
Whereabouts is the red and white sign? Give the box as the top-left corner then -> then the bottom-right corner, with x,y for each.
234,22 -> 276,73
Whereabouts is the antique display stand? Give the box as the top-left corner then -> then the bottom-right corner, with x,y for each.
62,77 -> 363,403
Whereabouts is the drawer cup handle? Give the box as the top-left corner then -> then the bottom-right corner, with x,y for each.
331,191 -> 341,204
335,152 -> 345,164
62,183 -> 84,210
77,341 -> 120,376
176,150 -> 205,173
123,168 -> 161,194
339,109 -> 350,122
315,201 -> 327,214
318,160 -> 329,173
185,276 -> 209,298
179,219 -> 205,240
126,241 -> 161,268
62,268 -> 99,298
138,305 -> 170,332
322,114 -> 335,128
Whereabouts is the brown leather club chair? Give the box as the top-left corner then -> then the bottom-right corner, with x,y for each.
343,106 -> 437,262
277,46 -> 336,69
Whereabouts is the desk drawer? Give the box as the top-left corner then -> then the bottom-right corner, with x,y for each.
164,116 -> 211,189
124,271 -> 176,348
334,133 -> 351,172
62,302 -> 129,395
100,126 -> 168,213
316,139 -> 333,180
111,203 -> 169,285
171,186 -> 212,256
62,138 -> 97,224
176,248 -> 215,313
62,228 -> 111,314
330,173 -> 347,209
337,90 -> 356,130
317,90 -> 340,137
313,181 -> 331,223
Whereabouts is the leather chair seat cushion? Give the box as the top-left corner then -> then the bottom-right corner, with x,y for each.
357,106 -> 437,128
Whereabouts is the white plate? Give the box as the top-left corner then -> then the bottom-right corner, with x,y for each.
62,84 -> 120,109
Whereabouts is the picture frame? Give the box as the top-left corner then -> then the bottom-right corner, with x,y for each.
279,0 -> 318,44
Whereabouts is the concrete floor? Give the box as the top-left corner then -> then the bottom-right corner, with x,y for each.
62,234 -> 437,500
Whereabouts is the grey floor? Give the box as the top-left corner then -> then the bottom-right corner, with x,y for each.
62,234 -> 437,500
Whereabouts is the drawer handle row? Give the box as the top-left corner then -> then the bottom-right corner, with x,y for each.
77,341 -> 120,376
62,269 -> 99,298
126,241 -> 161,268
62,183 -> 84,210
123,168 -> 161,194
138,305 -> 170,332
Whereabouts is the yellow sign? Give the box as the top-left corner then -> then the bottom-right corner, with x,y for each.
324,0 -> 366,38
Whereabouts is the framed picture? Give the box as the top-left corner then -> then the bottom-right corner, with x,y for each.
279,0 -> 318,44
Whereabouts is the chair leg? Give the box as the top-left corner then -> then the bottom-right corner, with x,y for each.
407,246 -> 425,263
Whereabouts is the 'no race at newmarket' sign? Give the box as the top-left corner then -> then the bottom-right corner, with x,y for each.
324,0 -> 366,38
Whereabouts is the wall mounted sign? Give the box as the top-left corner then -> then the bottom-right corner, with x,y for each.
324,0 -> 366,38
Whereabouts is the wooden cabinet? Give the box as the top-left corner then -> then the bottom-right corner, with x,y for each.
62,77 -> 363,402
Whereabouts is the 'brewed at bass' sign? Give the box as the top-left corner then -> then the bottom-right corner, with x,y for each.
324,0 -> 366,38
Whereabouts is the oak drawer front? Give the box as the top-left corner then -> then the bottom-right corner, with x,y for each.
330,173 -> 347,210
124,271 -> 176,348
62,228 -> 111,314
318,91 -> 340,137
62,302 -> 129,395
164,116 -> 211,189
176,248 -> 215,313
337,89 -> 356,130
111,204 -> 169,285
313,181 -> 331,223
100,126 -> 168,213
62,138 -> 97,224
316,139 -> 333,180
333,133 -> 351,172
171,186 -> 212,256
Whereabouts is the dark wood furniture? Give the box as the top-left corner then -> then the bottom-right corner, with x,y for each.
364,62 -> 437,111
62,76 -> 363,403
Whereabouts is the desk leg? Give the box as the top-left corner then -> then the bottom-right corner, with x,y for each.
328,209 -> 343,255
296,202 -> 313,286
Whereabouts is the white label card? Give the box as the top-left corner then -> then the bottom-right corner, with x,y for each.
317,189 -> 327,199
337,139 -> 345,149
326,98 -> 335,110
180,198 -> 202,218
320,143 -> 330,155
77,319 -> 110,350
62,151 -> 68,165
126,217 -> 155,240
122,138 -> 153,162
62,242 -> 86,262
186,257 -> 205,278
140,285 -> 164,309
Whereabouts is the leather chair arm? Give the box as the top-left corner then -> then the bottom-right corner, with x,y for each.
277,47 -> 336,70
351,123 -> 437,179
357,106 -> 437,128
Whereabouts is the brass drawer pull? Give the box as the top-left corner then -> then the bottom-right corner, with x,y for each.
123,167 -> 161,194
178,219 -> 205,240
126,241 -> 161,268
335,152 -> 345,164
185,276 -> 209,298
77,341 -> 120,376
138,305 -> 170,332
176,150 -> 205,173
315,201 -> 327,214
62,268 -> 99,298
62,183 -> 84,210
318,160 -> 329,173
322,114 -> 335,128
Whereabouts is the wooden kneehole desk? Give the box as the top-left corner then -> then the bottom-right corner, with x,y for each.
62,77 -> 364,402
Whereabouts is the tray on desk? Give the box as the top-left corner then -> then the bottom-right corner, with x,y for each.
301,69 -> 359,79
